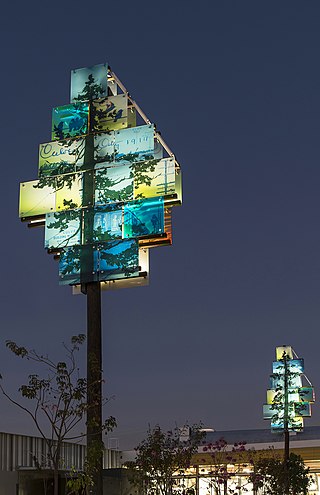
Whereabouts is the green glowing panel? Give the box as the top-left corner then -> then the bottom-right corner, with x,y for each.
52,103 -> 89,141
71,63 -> 108,102
133,158 -> 176,199
94,133 -> 115,168
19,180 -> 56,218
39,138 -> 85,177
45,210 -> 81,249
91,95 -> 128,132
98,239 -> 139,281
123,197 -> 164,239
114,125 -> 154,164
295,403 -> 311,417
95,165 -> 133,205
92,206 -> 123,242
299,387 -> 315,402
55,173 -> 83,211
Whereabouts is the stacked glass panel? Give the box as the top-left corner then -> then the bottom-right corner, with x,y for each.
19,63 -> 182,287
263,346 -> 315,432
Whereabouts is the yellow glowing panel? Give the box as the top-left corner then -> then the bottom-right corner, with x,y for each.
55,174 -> 83,211
267,389 -> 277,404
19,180 -> 56,218
276,346 -> 293,360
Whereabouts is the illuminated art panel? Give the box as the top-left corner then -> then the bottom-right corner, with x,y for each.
45,210 -> 81,249
299,387 -> 315,402
59,239 -> 139,285
133,158 -> 176,199
70,63 -> 108,102
272,359 -> 304,375
98,239 -> 139,281
19,180 -> 56,218
92,206 -> 123,242
123,197 -> 164,239
91,95 -> 128,132
276,346 -> 293,360
39,138 -> 85,177
94,133 -> 115,168
52,103 -> 89,141
55,173 -> 83,210
114,125 -> 154,164
295,403 -> 311,417
270,374 -> 302,389
95,165 -> 133,205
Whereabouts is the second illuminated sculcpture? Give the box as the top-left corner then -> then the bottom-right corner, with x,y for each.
19,63 -> 182,289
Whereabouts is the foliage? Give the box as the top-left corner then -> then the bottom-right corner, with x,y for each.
0,335 -> 116,495
250,452 -> 311,495
200,438 -> 255,495
125,424 -> 205,495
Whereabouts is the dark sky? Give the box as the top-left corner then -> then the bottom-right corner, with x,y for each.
1,2 -> 320,449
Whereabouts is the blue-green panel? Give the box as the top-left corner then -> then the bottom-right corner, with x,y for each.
71,63 -> 108,102
52,103 -> 89,141
97,239 -> 139,281
123,197 -> 164,239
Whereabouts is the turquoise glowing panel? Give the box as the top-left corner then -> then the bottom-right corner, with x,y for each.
45,210 -> 81,249
299,387 -> 315,402
70,63 -> 108,102
295,403 -> 311,417
95,165 -> 133,205
114,125 -> 154,164
272,359 -> 304,375
52,103 -> 89,141
59,245 -> 98,285
133,158 -> 176,200
271,417 -> 304,431
39,138 -> 85,177
98,239 -> 139,281
91,95 -> 128,132
94,133 -> 115,168
123,197 -> 164,239
92,206 -> 123,242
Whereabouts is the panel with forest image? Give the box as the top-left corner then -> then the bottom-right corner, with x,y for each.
55,173 -> 83,211
97,239 -> 139,281
71,63 -> 108,102
45,210 -> 82,249
133,157 -> 176,199
95,165 -> 133,205
59,245 -> 99,285
91,94 -> 128,132
38,137 -> 85,177
123,197 -> 164,239
52,103 -> 89,141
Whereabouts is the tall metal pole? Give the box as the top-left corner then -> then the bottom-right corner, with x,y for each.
86,281 -> 103,495
283,352 -> 290,495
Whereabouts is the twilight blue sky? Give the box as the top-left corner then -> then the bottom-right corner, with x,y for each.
1,2 -> 320,449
